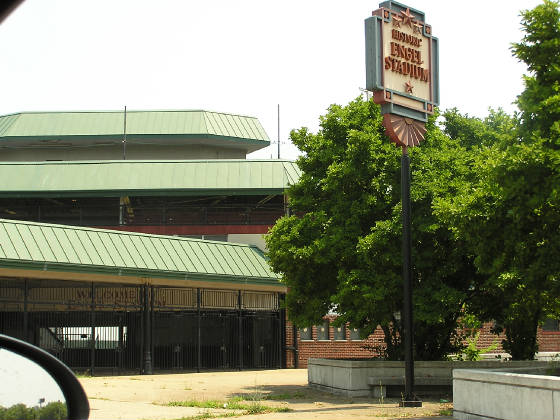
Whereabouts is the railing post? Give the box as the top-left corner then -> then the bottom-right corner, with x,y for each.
278,293 -> 285,368
23,279 -> 28,342
90,283 -> 96,376
197,288 -> 201,373
142,284 -> 153,374
238,290 -> 243,371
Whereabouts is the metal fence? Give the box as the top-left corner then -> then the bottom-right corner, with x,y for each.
0,277 -> 284,374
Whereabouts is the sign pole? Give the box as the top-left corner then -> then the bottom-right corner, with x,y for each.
401,146 -> 415,403
365,0 -> 439,407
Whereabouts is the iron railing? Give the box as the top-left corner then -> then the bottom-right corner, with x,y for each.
0,278 -> 284,374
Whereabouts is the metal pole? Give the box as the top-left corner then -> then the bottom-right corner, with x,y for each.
400,147 -> 419,406
238,290 -> 243,371
23,279 -> 28,342
90,283 -> 96,376
197,288 -> 201,373
142,285 -> 153,374
277,104 -> 280,159
278,293 -> 285,368
150,285 -> 154,368
123,106 -> 127,160
139,287 -> 144,375
118,315 -> 124,374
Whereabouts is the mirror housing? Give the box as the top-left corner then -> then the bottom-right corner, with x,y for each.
0,334 -> 89,420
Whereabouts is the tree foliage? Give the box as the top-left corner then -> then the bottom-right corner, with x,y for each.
434,0 -> 560,359
0,402 -> 67,420
513,0 -> 560,140
267,98 -> 480,360
268,1 -> 560,361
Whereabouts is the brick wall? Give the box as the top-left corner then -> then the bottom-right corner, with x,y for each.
463,322 -> 560,355
285,315 -> 386,368
285,316 -> 560,367
538,329 -> 560,353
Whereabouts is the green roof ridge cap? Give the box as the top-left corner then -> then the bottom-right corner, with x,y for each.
0,109 -> 262,121
0,159 -> 296,165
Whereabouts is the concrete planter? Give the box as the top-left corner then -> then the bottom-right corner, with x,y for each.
454,366 -> 560,420
307,358 -> 554,397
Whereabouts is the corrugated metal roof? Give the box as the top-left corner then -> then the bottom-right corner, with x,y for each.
0,110 -> 269,142
0,219 -> 282,287
0,159 -> 301,197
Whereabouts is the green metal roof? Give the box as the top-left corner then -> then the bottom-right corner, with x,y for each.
0,159 -> 301,197
0,110 -> 270,150
0,218 -> 282,288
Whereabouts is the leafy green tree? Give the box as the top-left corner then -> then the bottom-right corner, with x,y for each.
267,97 -> 480,360
434,1 -> 560,359
2,403 -> 36,420
38,401 -> 67,420
513,0 -> 560,141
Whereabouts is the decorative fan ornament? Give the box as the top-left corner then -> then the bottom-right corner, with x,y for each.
383,114 -> 426,148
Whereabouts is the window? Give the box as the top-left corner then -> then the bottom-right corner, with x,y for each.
182,234 -> 228,242
349,327 -> 362,341
203,234 -> 228,242
299,326 -> 312,340
316,321 -> 330,341
333,324 -> 346,341
542,318 -> 560,331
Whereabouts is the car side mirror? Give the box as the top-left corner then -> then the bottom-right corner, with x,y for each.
0,334 -> 89,420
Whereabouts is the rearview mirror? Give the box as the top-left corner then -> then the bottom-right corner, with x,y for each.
0,334 -> 89,419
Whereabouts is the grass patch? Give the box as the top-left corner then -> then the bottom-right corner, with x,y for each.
166,400 -> 223,409
439,407 -> 453,416
73,370 -> 91,378
171,412 -> 238,420
262,391 -> 306,400
165,397 -> 291,415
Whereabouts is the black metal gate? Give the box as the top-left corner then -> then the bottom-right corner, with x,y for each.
0,278 -> 144,374
0,277 -> 284,374
151,287 -> 282,371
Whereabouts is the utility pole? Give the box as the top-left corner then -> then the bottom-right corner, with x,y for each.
123,106 -> 127,160
277,104 -> 280,159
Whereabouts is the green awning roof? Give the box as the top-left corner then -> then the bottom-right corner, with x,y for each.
0,219 -> 282,288
0,159 -> 301,197
0,110 -> 270,152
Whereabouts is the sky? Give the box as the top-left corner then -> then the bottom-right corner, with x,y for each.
0,0 -> 542,160
0,349 -> 65,407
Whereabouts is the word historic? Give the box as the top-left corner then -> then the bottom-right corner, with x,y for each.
384,29 -> 429,82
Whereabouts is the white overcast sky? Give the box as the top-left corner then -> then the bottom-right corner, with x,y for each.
0,0 -> 542,160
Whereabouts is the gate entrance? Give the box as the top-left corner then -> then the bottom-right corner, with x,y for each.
0,277 -> 284,374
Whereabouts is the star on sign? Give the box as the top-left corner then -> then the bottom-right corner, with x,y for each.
392,13 -> 402,27
405,81 -> 414,94
400,7 -> 415,28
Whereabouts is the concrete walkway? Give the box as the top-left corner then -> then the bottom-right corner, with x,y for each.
80,369 -> 452,420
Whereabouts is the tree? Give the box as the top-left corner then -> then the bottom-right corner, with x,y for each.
434,1 -> 560,359
1,403 -> 35,420
513,0 -> 560,141
38,402 -> 67,420
266,97 -> 480,360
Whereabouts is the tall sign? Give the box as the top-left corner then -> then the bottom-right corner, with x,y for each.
365,1 -> 439,408
366,1 -> 439,147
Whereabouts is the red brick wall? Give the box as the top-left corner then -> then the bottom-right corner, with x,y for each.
285,315 -> 386,368
536,329 -> 560,353
463,322 -> 560,355
285,317 -> 560,367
